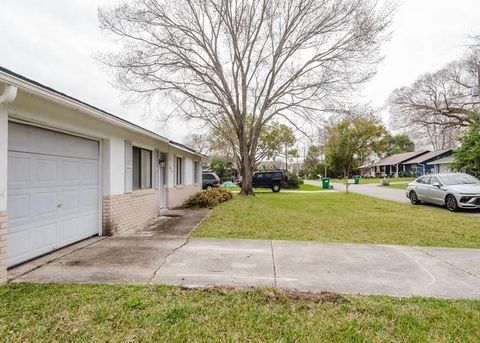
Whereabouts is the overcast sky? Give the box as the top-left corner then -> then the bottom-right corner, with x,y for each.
1,0 -> 480,141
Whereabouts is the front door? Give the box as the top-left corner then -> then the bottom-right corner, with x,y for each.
159,154 -> 167,211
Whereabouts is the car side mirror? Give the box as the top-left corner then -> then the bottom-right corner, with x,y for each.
432,182 -> 441,188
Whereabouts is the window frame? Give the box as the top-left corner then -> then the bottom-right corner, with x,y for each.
175,156 -> 184,186
132,146 -> 152,191
194,161 -> 199,184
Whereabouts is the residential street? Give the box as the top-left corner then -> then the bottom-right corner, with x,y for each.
11,236 -> 480,300
306,180 -> 480,216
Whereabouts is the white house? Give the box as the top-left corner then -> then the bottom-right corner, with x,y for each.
0,67 -> 203,283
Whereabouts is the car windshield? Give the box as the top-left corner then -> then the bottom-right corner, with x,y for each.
440,174 -> 480,185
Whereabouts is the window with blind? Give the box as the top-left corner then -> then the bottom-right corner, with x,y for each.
132,146 -> 152,190
194,161 -> 199,183
175,156 -> 184,185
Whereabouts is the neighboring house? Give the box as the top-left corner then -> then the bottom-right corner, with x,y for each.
402,149 -> 453,176
360,151 -> 429,177
257,160 -> 301,175
428,155 -> 456,173
0,67 -> 203,282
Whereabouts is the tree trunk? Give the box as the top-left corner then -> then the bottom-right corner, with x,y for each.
240,156 -> 255,196
239,138 -> 255,196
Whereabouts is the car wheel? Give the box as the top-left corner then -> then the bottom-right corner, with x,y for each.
409,191 -> 420,205
272,184 -> 281,193
206,185 -> 213,191
445,194 -> 459,212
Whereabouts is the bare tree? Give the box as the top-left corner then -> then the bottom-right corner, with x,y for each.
99,0 -> 394,195
182,133 -> 211,155
389,48 -> 480,149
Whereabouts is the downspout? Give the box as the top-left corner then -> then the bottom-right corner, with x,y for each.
0,85 -> 18,105
0,84 -> 18,212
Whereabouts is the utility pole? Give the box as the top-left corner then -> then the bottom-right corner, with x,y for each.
477,64 -> 480,97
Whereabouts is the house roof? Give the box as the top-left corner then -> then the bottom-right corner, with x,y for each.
0,66 -> 203,157
403,149 -> 452,165
372,150 -> 429,167
428,155 -> 454,165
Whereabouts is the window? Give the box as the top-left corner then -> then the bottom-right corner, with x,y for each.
194,161 -> 199,184
132,147 -> 152,190
417,176 -> 430,184
175,156 -> 183,185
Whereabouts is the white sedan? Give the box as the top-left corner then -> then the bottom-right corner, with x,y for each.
406,173 -> 480,212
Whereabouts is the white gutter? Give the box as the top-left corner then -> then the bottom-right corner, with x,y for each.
0,71 -> 171,144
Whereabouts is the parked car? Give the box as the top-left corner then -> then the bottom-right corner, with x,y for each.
202,172 -> 221,190
406,173 -> 480,212
252,170 -> 288,192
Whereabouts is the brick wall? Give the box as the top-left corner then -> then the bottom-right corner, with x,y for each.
167,184 -> 201,208
0,211 -> 7,284
102,189 -> 160,236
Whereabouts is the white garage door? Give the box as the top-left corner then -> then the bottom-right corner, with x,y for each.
7,122 -> 100,267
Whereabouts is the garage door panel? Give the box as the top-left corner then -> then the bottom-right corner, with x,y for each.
30,222 -> 57,252
61,160 -> 80,181
8,230 -> 30,263
8,122 -> 100,267
7,193 -> 31,224
33,191 -> 59,216
61,190 -> 80,212
78,188 -> 99,209
79,161 -> 99,183
7,154 -> 31,189
36,158 -> 59,182
61,212 -> 98,242
9,122 -> 99,160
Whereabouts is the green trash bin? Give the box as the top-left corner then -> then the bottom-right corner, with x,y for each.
353,175 -> 360,184
321,177 -> 330,189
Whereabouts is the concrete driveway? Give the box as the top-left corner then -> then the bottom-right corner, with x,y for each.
332,182 -> 411,203
11,236 -> 480,299
8,209 -> 209,284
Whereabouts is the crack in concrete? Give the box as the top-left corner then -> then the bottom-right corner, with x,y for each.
418,249 -> 480,281
270,241 -> 277,288
148,239 -> 189,284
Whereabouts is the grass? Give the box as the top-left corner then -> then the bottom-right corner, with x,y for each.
1,284 -> 480,342
193,192 -> 480,248
331,177 -> 416,185
223,183 -> 325,192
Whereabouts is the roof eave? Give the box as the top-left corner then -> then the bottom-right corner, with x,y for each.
0,69 -> 171,144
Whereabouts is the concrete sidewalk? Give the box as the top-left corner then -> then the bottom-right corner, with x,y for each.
153,239 -> 480,299
13,236 -> 480,299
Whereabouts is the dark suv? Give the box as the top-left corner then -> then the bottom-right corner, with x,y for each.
252,170 -> 287,192
202,172 -> 221,190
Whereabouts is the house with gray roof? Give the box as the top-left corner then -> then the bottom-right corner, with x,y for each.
402,149 -> 453,176
360,150 -> 429,177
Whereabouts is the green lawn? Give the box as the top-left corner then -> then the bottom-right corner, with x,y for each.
331,177 -> 416,185
193,192 -> 480,248
223,183 -> 325,192
1,284 -> 479,342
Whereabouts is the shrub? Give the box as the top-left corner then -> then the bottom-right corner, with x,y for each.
284,174 -> 302,189
182,188 -> 233,209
